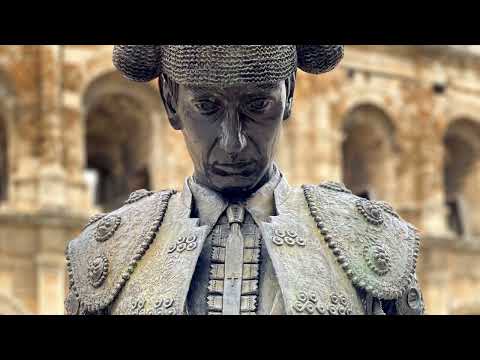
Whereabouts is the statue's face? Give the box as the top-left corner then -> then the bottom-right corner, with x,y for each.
172,80 -> 290,195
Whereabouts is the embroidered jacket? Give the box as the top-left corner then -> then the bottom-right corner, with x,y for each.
65,174 -> 424,315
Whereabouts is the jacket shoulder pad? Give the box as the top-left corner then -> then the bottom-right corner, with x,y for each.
303,182 -> 420,300
65,189 -> 176,314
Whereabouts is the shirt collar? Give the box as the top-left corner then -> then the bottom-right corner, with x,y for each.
181,165 -> 287,227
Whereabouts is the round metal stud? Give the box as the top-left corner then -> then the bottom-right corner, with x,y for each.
186,242 -> 197,251
177,243 -> 187,253
287,230 -> 297,238
297,292 -> 308,302
167,243 -> 177,254
274,229 -> 286,238
305,303 -> 315,314
272,236 -> 284,246
296,238 -> 306,247
309,293 -> 318,303
177,237 -> 187,245
330,294 -> 339,305
328,305 -> 338,315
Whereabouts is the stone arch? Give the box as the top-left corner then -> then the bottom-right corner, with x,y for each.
341,103 -> 397,201
331,84 -> 401,132
443,118 -> 480,239
0,292 -> 27,315
78,46 -> 158,100
82,71 -> 163,211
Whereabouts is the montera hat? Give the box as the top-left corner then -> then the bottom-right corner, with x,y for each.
113,45 -> 343,87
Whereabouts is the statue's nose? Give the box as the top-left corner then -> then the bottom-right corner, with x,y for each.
219,109 -> 247,157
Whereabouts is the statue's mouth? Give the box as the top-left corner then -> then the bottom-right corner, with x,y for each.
211,161 -> 256,176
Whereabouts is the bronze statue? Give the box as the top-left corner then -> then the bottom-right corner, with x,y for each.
64,45 -> 424,315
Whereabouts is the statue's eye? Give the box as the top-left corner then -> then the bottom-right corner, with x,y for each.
194,100 -> 220,115
246,98 -> 272,113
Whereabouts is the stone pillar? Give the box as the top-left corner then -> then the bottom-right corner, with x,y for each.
63,104 -> 89,211
35,252 -> 66,314
417,136 -> 450,237
151,110 -> 169,190
394,133 -> 421,225
37,45 -> 67,209
293,98 -> 312,185
417,248 -> 451,314
462,160 -> 480,238
9,46 -> 42,211
310,96 -> 336,183
409,86 -> 450,238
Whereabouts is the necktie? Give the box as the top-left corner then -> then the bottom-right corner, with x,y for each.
222,204 -> 245,315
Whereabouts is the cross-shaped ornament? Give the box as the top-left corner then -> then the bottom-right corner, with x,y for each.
226,273 -> 240,287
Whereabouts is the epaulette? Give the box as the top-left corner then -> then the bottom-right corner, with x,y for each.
302,182 -> 420,300
65,189 -> 176,314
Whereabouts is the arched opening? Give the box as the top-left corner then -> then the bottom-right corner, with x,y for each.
0,114 -> 7,202
443,119 -> 480,239
341,104 -> 397,201
83,72 -> 159,211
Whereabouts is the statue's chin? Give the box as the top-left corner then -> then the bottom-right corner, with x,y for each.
196,164 -> 272,199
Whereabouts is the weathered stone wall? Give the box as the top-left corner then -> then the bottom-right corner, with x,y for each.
0,45 -> 479,314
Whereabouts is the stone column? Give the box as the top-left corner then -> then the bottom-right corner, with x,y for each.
310,96 -> 336,183
37,45 -> 67,209
35,252 -> 66,314
417,135 -> 450,237
410,86 -> 450,238
463,160 -> 480,238
417,247 -> 451,314
9,46 -> 42,211
150,110 -> 169,190
35,220 -> 71,315
63,103 -> 89,211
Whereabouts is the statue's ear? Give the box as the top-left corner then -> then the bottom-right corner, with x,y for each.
159,74 -> 182,130
283,72 -> 296,121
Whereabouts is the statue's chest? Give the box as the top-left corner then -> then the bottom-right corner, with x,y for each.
110,211 -> 365,315
258,213 -> 366,315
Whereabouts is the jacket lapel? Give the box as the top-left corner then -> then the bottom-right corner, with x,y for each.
112,188 -> 212,315
261,182 -> 342,315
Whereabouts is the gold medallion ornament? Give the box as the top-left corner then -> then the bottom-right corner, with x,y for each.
94,215 -> 121,242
